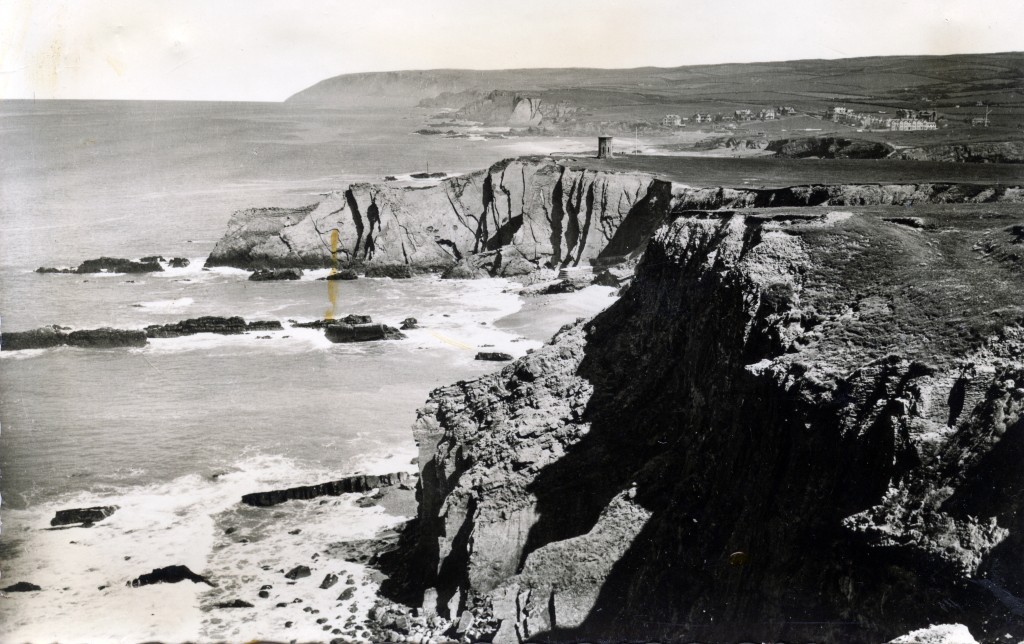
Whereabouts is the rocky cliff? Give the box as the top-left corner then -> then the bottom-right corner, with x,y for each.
405,206 -> 1024,643
205,159 -> 672,274
206,157 -> 1023,275
451,91 -> 580,126
896,141 -> 1024,164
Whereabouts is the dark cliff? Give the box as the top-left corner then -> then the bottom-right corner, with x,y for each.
406,206 -> 1024,643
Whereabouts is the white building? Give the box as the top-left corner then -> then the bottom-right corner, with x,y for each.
661,114 -> 682,127
890,119 -> 937,131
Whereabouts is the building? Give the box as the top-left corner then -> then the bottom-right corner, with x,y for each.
971,117 -> 989,127
661,114 -> 682,127
597,136 -> 614,159
897,109 -> 937,121
734,109 -> 754,121
777,106 -> 796,116
829,106 -> 854,120
693,113 -> 712,123
759,108 -> 777,120
890,119 -> 937,131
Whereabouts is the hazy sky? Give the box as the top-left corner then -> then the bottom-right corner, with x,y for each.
1,0 -> 1022,101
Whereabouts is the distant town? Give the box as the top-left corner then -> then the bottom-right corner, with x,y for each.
661,103 -> 991,130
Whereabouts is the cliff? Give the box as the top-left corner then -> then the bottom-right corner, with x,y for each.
206,157 -> 1023,275
896,141 -> 1024,164
205,159 -> 672,273
405,206 -> 1024,642
451,91 -> 580,126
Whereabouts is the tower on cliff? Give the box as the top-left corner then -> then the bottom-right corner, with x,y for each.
597,136 -> 613,159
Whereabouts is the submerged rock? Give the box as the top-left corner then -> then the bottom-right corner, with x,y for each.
76,257 -> 164,273
50,505 -> 118,527
214,599 -> 254,609
293,315 -> 372,329
249,268 -> 302,281
128,565 -> 213,587
2,581 -> 41,592
364,264 -> 413,279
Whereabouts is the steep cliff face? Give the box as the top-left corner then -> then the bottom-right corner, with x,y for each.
206,157 -> 1023,274
205,159 -> 671,273
409,208 -> 1024,642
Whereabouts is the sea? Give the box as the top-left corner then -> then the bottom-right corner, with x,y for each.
0,100 -> 604,642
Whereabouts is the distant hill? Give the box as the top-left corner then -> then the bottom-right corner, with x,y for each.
285,52 -> 1024,113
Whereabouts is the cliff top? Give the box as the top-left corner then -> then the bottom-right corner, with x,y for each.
560,154 -> 1024,189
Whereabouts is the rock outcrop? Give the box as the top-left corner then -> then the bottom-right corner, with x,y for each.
145,316 -> 281,338
451,91 -> 579,126
242,472 -> 413,507
50,506 -> 118,527
205,157 -> 1023,277
35,256 -> 189,274
204,159 -> 672,273
768,136 -> 894,159
2,326 -> 148,351
324,323 -> 405,343
402,208 -> 1024,643
128,565 -> 213,588
896,141 -> 1024,164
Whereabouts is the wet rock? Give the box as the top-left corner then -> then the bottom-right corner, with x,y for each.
2,581 -> 41,592
145,316 -> 281,338
167,257 -> 190,268
258,590 -> 270,599
324,323 -> 405,343
338,587 -> 356,601
50,505 -> 118,527
249,268 -> 302,281
475,352 -> 513,362
400,317 -> 419,330
365,264 -> 414,279
293,314 -> 373,329
75,257 -> 164,274
536,279 -> 580,294
321,269 -> 359,281
128,565 -> 213,587
242,472 -> 412,507
214,599 -> 253,608
284,565 -> 311,580
2,326 -> 69,351
320,573 -> 339,589
67,328 -> 148,349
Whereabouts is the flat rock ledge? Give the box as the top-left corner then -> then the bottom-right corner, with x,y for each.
242,472 -> 414,507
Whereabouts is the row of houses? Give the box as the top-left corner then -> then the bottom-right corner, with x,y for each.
828,106 -> 938,131
663,106 -> 798,127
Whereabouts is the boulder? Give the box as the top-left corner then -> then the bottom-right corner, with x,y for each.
2,581 -> 41,592
167,257 -> 190,268
215,599 -> 254,608
475,352 -> 513,362
128,565 -> 213,587
324,323 -> 405,343
249,268 -> 302,281
284,566 -> 311,580
50,505 -> 118,527
400,317 -> 418,330
320,573 -> 339,589
35,266 -> 75,274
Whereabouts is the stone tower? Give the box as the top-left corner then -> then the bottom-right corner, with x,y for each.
597,136 -> 613,159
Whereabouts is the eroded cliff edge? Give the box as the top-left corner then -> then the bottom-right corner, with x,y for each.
204,157 -> 1023,277
205,159 -> 672,275
404,208 -> 1024,643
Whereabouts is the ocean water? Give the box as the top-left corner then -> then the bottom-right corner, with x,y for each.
0,100 -> 598,642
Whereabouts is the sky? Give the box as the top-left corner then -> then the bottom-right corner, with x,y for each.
1,0 -> 1022,102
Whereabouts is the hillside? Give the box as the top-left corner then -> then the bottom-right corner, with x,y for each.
285,53 -> 1024,127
